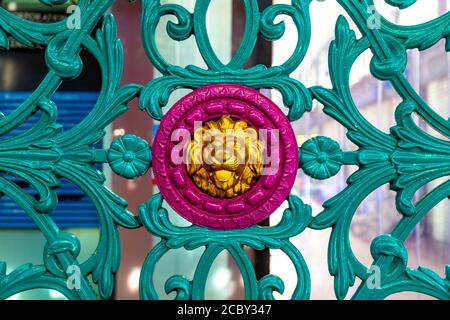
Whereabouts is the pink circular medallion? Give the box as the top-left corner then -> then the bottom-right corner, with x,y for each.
152,84 -> 298,229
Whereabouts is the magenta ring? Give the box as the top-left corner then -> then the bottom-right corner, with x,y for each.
152,84 -> 298,229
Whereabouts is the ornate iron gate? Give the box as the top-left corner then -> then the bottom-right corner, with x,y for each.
0,0 -> 449,300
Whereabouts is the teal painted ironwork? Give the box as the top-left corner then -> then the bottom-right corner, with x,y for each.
0,0 -> 141,300
0,0 -> 449,300
139,193 -> 311,300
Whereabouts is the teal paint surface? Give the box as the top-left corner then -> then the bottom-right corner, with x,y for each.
0,0 -> 449,300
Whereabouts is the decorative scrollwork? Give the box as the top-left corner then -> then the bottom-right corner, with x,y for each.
139,0 -> 312,122
0,1 -> 140,300
309,1 -> 450,300
138,193 -> 311,300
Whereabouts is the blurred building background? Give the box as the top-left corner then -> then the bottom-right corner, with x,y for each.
0,0 -> 449,300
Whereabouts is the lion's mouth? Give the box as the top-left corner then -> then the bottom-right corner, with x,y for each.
213,170 -> 233,183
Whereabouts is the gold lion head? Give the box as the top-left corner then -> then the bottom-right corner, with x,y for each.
186,116 -> 264,198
